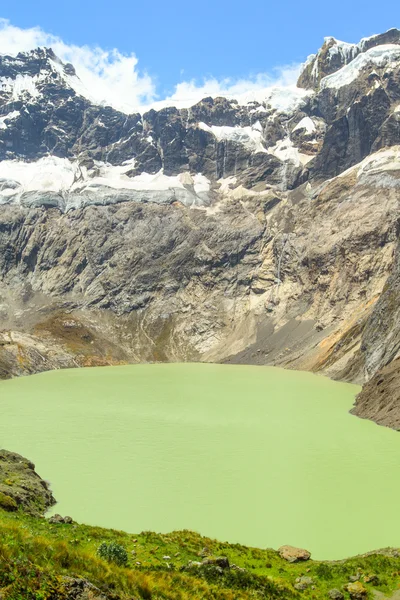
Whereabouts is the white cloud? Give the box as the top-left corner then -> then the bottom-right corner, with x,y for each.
148,65 -> 305,112
0,18 -> 305,114
0,18 -> 156,113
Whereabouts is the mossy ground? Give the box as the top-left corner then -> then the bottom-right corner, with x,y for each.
1,508 -> 400,600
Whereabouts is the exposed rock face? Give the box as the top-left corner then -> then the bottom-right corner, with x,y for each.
351,358 -> 400,429
0,31 -> 400,428
350,239 -> 400,428
0,450 -> 56,515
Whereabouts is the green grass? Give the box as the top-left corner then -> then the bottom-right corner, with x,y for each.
1,509 -> 400,599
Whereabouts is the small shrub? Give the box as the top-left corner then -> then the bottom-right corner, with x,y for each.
315,563 -> 334,580
97,541 -> 128,566
0,491 -> 18,511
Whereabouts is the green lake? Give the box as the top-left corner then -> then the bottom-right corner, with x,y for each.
1,363 -> 399,560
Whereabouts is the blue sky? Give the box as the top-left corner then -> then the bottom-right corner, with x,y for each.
0,0 -> 398,111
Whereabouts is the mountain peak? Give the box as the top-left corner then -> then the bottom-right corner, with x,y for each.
0,46 -> 85,104
297,27 -> 400,90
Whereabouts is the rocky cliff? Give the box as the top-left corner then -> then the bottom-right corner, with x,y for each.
0,31 -> 400,425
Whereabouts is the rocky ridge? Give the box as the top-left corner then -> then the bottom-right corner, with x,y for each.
0,30 -> 400,425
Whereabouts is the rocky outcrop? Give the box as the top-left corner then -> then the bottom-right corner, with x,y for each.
0,450 -> 55,515
351,358 -> 400,429
61,577 -> 108,600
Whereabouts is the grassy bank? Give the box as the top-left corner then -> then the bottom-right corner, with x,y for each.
1,508 -> 400,600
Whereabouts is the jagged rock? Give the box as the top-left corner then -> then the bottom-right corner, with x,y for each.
278,545 -> 311,563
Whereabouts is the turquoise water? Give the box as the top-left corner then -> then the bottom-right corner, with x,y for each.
0,363 -> 398,559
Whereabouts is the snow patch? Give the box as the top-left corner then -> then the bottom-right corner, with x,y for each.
357,147 -> 400,176
198,122 -> 266,153
0,156 -> 211,210
267,137 -> 301,166
321,44 -> 400,89
292,116 -> 316,134
0,73 -> 40,99
218,176 -> 237,194
0,156 -> 80,192
0,110 -> 20,129
325,38 -> 359,64
48,57 -> 96,106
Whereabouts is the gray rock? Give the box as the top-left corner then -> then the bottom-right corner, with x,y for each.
48,514 -> 73,524
294,576 -> 314,591
48,514 -> 65,524
202,556 -> 230,569
61,576 -> 108,599
328,589 -> 344,600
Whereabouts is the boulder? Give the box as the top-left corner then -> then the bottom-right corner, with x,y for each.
328,589 -> 344,600
48,514 -> 73,524
231,564 -> 247,572
278,545 -> 311,563
346,582 -> 368,599
294,576 -> 314,591
202,556 -> 230,569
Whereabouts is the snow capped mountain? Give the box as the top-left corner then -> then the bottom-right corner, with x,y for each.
1,28 -> 400,427
0,28 -> 399,211
0,47 -> 88,101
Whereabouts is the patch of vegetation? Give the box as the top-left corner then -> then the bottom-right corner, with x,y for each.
0,492 -> 17,512
1,507 -> 400,600
97,541 -> 128,566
